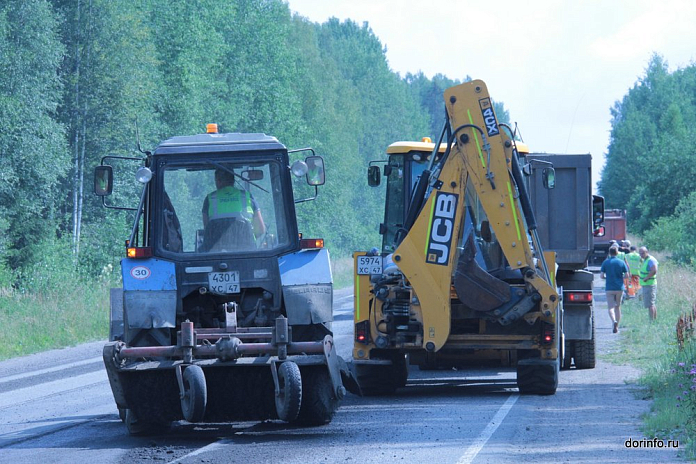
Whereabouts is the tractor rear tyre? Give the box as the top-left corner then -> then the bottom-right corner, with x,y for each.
275,361 -> 302,422
124,409 -> 171,436
181,365 -> 207,423
293,367 -> 339,426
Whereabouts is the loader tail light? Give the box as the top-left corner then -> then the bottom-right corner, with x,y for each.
300,238 -> 324,249
564,291 -> 593,303
127,247 -> 153,259
355,320 -> 370,344
541,323 -> 555,346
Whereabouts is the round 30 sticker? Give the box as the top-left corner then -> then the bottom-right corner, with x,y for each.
130,266 -> 151,280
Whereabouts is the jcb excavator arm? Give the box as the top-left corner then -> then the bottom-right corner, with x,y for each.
392,80 -> 559,352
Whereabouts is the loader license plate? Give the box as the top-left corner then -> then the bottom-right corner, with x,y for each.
357,256 -> 382,275
208,271 -> 240,294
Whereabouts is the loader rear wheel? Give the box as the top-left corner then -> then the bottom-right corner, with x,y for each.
275,361 -> 302,422
354,354 -> 408,396
516,359 -> 559,395
181,365 -> 207,423
293,367 -> 339,426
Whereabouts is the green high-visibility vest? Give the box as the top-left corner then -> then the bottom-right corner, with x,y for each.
207,186 -> 253,220
639,255 -> 658,286
626,252 -> 642,274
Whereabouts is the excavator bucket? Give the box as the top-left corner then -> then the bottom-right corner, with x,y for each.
453,231 -> 511,312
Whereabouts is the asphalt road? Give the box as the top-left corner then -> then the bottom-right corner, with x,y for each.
0,277 -> 680,463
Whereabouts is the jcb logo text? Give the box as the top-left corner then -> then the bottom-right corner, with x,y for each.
426,192 -> 458,265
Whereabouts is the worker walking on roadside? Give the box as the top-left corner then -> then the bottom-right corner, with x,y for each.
601,246 -> 629,333
638,246 -> 659,320
625,245 -> 642,298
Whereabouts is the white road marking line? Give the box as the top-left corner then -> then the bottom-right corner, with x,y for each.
0,357 -> 102,385
0,370 -> 107,409
456,394 -> 519,464
168,439 -> 232,463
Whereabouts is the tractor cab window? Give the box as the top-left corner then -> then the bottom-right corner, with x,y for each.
161,160 -> 289,254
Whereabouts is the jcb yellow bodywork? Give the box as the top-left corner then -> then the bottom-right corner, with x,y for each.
353,80 -> 559,363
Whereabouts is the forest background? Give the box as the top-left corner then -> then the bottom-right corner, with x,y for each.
1,0 -> 695,356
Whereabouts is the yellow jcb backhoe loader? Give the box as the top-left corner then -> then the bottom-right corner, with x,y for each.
352,80 -> 562,395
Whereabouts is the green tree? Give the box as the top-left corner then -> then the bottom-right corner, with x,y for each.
0,0 -> 67,270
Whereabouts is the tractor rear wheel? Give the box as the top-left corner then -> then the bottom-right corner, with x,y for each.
124,409 -> 171,436
293,367 -> 339,426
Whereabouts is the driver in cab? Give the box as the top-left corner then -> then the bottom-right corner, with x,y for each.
202,169 -> 266,248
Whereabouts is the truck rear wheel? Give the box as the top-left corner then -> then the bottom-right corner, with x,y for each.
573,315 -> 596,369
275,361 -> 302,422
561,340 -> 574,370
293,366 -> 339,426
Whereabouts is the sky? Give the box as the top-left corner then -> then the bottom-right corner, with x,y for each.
286,0 -> 696,191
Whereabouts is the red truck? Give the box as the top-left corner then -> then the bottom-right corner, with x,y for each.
590,209 -> 626,265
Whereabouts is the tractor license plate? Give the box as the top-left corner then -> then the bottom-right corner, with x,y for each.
208,271 -> 240,294
357,256 -> 382,275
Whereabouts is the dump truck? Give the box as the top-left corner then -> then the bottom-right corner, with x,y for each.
524,151 -> 604,369
352,80 -> 599,395
95,125 -> 355,435
589,208 -> 626,265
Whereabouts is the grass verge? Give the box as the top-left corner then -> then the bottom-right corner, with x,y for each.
0,265 -> 111,361
609,256 -> 696,459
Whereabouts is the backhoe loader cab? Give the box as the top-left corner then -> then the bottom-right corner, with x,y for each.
96,127 -> 353,435
353,80 -> 561,396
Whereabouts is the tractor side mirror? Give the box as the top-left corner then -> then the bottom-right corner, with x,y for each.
305,155 -> 325,186
94,165 -> 113,196
367,165 -> 381,187
542,167 -> 556,189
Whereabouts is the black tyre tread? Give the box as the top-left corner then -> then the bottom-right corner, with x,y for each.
517,362 -> 559,395
573,322 -> 596,369
124,408 -> 171,436
393,354 -> 409,389
561,339 -> 574,370
355,355 -> 407,396
181,365 -> 207,423
293,367 -> 339,426
275,361 -> 302,422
